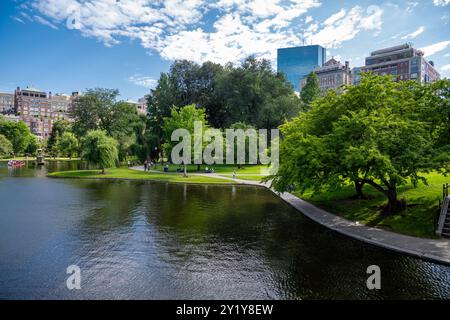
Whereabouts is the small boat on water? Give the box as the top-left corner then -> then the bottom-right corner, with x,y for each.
7,160 -> 26,168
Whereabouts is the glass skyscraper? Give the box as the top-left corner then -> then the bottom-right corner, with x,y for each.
277,45 -> 327,92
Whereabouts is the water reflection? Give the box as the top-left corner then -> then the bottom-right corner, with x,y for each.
0,162 -> 449,299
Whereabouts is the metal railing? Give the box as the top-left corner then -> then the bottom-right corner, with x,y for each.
436,184 -> 450,236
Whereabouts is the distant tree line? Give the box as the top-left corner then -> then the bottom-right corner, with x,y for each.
0,115 -> 38,158
146,56 -> 303,159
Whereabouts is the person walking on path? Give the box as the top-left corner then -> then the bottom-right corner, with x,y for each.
144,160 -> 148,172
232,170 -> 236,180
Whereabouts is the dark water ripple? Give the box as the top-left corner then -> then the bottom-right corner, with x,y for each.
0,162 -> 449,299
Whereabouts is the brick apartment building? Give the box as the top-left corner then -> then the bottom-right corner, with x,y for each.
13,87 -> 76,139
352,43 -> 440,84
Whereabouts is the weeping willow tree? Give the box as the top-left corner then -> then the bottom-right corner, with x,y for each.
81,130 -> 118,174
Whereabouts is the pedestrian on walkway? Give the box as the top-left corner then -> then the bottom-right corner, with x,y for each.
232,170 -> 236,180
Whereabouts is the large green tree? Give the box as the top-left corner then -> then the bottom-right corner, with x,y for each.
162,104 -> 209,173
47,119 -> 71,151
71,88 -> 119,137
0,116 -> 35,155
59,132 -> 78,158
147,57 -> 301,130
109,101 -> 142,161
81,130 -> 118,174
71,89 -> 144,160
271,73 -> 445,214
216,56 -> 302,128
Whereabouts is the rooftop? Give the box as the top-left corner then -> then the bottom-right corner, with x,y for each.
21,87 -> 45,93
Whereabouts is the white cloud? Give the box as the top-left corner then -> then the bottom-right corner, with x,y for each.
34,15 -> 58,29
28,1 -> 384,65
11,16 -> 25,24
405,1 -> 418,13
323,9 -> 346,26
420,40 -> 450,56
433,0 -> 450,6
128,75 -> 158,89
305,5 -> 383,48
441,64 -> 450,71
401,26 -> 425,39
444,53 -> 450,57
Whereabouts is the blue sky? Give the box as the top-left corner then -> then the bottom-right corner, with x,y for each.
1,0 -> 449,100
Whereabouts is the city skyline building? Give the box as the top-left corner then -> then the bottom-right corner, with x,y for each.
352,43 -> 440,84
0,92 -> 15,115
277,45 -> 327,92
13,87 -> 76,139
137,96 -> 149,115
301,58 -> 352,92
50,93 -> 76,122
15,87 -> 53,139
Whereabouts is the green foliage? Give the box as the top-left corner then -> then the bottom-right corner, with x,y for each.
109,101 -> 141,161
47,119 -> 71,151
162,104 -> 209,163
300,71 -> 321,107
59,132 -> 78,158
71,88 -> 119,137
0,116 -> 35,155
81,130 -> 118,173
272,73 -> 448,214
25,134 -> 39,156
0,134 -> 13,158
413,79 -> 450,169
148,57 -> 302,130
49,131 -> 61,158
70,89 -> 145,160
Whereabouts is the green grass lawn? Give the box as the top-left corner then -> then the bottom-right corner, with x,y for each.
151,163 -> 268,174
149,163 -> 268,182
48,167 -> 235,184
298,172 -> 447,238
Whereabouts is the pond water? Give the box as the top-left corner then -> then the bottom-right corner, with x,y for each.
0,161 -> 449,299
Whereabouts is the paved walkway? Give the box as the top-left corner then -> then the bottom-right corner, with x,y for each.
131,166 -> 450,266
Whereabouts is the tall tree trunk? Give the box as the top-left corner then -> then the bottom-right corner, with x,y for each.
362,179 -> 404,214
354,180 -> 365,199
197,164 -> 201,171
385,184 -> 404,214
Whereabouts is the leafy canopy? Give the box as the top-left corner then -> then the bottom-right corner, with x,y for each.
81,130 -> 118,173
271,73 -> 449,213
0,134 -> 13,158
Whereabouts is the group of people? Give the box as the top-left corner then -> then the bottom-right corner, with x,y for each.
130,160 -> 237,179
143,160 -> 155,172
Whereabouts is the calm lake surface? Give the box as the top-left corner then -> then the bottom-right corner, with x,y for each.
0,161 -> 449,299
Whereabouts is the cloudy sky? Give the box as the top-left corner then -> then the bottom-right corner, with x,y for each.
1,0 -> 449,100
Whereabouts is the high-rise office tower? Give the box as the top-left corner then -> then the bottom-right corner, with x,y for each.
277,45 -> 327,92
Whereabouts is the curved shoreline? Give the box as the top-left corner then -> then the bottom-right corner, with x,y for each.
50,166 -> 450,266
